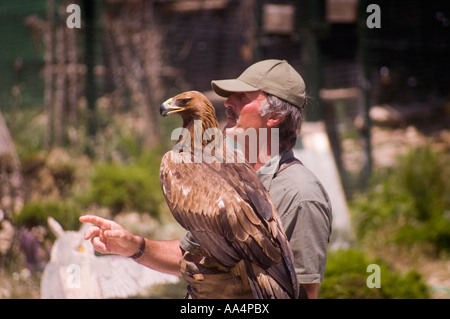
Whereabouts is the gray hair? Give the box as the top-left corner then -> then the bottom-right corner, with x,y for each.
259,93 -> 304,151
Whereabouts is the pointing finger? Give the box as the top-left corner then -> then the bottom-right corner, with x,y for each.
79,215 -> 111,230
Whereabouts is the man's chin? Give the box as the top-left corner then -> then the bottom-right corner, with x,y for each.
223,121 -> 237,132
224,125 -> 237,136
225,126 -> 248,140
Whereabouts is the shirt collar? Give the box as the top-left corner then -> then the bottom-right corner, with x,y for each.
256,149 -> 295,191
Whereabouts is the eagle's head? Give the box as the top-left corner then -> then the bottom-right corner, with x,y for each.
160,91 -> 221,151
160,91 -> 219,130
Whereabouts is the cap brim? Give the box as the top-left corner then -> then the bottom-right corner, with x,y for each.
211,79 -> 259,98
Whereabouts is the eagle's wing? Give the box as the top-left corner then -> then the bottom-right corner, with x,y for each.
160,151 -> 298,298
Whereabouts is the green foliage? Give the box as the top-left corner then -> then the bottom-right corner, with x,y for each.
14,200 -> 82,231
399,146 -> 448,221
6,109 -> 47,160
351,146 -> 450,253
84,152 -> 164,218
319,249 -> 430,299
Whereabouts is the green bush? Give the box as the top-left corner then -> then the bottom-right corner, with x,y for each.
319,249 -> 430,299
14,200 -> 82,231
7,109 -> 47,160
351,146 -> 450,253
84,152 -> 164,217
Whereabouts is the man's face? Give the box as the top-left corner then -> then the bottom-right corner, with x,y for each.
224,91 -> 268,132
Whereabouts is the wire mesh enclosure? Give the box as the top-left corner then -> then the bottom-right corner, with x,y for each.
1,0 -> 449,197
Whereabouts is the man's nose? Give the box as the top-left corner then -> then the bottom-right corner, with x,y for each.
224,97 -> 235,110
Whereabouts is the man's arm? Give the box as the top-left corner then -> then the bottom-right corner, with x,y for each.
136,238 -> 182,276
301,283 -> 318,299
282,200 -> 332,299
79,215 -> 183,276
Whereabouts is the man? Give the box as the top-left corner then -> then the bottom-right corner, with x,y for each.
80,59 -> 332,299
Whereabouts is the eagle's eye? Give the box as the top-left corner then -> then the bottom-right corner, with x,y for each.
179,98 -> 192,106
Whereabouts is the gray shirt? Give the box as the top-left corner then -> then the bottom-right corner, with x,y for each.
257,150 -> 332,284
180,149 -> 332,284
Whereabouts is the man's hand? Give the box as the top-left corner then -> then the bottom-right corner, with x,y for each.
79,215 -> 140,257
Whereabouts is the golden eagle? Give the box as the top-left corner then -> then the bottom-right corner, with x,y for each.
159,91 -> 299,299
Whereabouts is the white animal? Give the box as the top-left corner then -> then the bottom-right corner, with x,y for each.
40,217 -> 179,299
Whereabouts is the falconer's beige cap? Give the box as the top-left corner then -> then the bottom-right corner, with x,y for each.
211,59 -> 306,108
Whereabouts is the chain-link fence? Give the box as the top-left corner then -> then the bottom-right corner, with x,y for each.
1,0 -> 449,197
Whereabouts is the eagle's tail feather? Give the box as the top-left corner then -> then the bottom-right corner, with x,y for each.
244,262 -> 292,299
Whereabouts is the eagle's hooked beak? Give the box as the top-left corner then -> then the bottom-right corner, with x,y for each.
160,98 -> 185,117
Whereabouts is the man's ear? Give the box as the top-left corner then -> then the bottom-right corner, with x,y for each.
266,115 -> 283,128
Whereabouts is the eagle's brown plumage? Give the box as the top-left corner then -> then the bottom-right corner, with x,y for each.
159,91 -> 299,299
